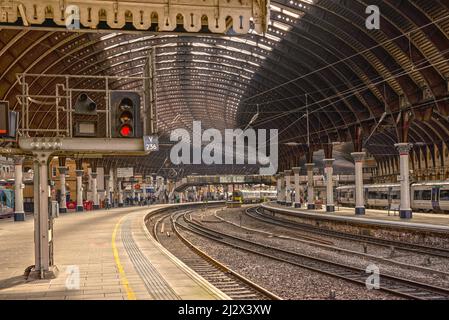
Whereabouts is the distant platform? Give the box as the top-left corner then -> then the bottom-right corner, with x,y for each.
0,204 -> 229,300
262,203 -> 449,233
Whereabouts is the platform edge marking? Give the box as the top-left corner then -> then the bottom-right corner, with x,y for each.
112,216 -> 136,300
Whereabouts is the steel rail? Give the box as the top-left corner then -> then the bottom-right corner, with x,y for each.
251,206 -> 449,258
178,211 -> 449,300
147,207 -> 281,300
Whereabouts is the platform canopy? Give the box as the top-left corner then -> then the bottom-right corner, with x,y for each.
1,0 -> 449,177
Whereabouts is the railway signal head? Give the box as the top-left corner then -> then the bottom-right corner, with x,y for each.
0,101 -> 9,137
74,93 -> 97,115
0,101 -> 17,138
111,92 -> 141,138
118,98 -> 134,137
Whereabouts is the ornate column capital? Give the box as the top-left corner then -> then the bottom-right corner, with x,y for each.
323,159 -> 335,167
395,143 -> 413,155
13,156 -> 25,165
90,172 -> 97,179
58,167 -> 67,174
305,163 -> 315,170
284,170 -> 292,176
75,169 -> 84,177
351,152 -> 366,162
292,167 -> 301,175
278,172 -> 285,178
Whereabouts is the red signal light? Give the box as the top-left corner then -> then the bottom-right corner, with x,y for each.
120,125 -> 133,137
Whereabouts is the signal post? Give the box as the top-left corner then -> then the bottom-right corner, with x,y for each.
14,73 -> 156,279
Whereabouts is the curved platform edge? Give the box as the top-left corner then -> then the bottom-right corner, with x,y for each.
140,206 -> 231,300
261,203 -> 449,234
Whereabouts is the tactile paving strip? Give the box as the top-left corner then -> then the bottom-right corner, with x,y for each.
121,219 -> 181,300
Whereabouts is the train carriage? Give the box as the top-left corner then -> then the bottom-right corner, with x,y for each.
231,190 -> 277,204
336,181 -> 449,213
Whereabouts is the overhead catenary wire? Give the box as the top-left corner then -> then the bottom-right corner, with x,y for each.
241,13 -> 449,104
277,96 -> 449,146
243,42 -> 438,110
246,51 -> 449,130
246,44 -> 449,126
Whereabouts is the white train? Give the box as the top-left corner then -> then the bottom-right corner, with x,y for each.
336,181 -> 449,213
228,190 -> 277,203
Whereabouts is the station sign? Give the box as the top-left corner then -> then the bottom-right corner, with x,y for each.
143,135 -> 159,152
117,167 -> 134,178
234,176 -> 245,183
219,176 -> 233,184
219,176 -> 245,183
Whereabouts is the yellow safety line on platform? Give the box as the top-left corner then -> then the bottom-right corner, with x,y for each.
112,216 -> 136,300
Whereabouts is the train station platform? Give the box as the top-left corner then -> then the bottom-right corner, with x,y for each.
262,203 -> 449,233
0,205 -> 229,300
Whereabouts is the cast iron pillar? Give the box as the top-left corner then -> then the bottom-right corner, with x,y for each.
91,172 -> 99,210
275,174 -> 281,204
29,152 -> 58,279
323,159 -> 335,212
75,159 -> 84,212
284,170 -> 292,206
279,172 -> 286,205
292,167 -> 301,208
395,143 -> 413,219
305,163 -> 315,210
118,178 -> 124,207
13,156 -> 25,221
351,152 -> 366,215
58,157 -> 67,213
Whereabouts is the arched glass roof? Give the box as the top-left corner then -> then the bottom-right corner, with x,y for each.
1,0 -> 449,176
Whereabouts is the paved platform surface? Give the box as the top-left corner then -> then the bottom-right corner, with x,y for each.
264,203 -> 449,232
0,205 -> 229,300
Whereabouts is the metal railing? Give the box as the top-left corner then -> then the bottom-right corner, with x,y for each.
16,73 -> 149,138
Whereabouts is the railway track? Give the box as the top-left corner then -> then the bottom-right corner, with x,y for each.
147,208 -> 281,300
248,207 -> 449,259
177,210 -> 449,300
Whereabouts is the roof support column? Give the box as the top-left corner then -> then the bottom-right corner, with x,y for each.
351,152 -> 366,215
104,170 -> 112,209
351,125 -> 365,215
91,171 -> 99,210
278,172 -> 286,205
284,170 -> 292,206
395,143 -> 413,219
323,159 -> 335,213
130,177 -> 136,205
118,178 -> 124,207
58,157 -> 67,214
29,152 -> 58,279
275,174 -> 281,203
103,161 -> 112,209
395,109 -> 413,219
305,147 -> 315,210
13,156 -> 25,221
305,163 -> 315,210
75,159 -> 84,212
89,160 -> 99,210
292,167 -> 301,208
